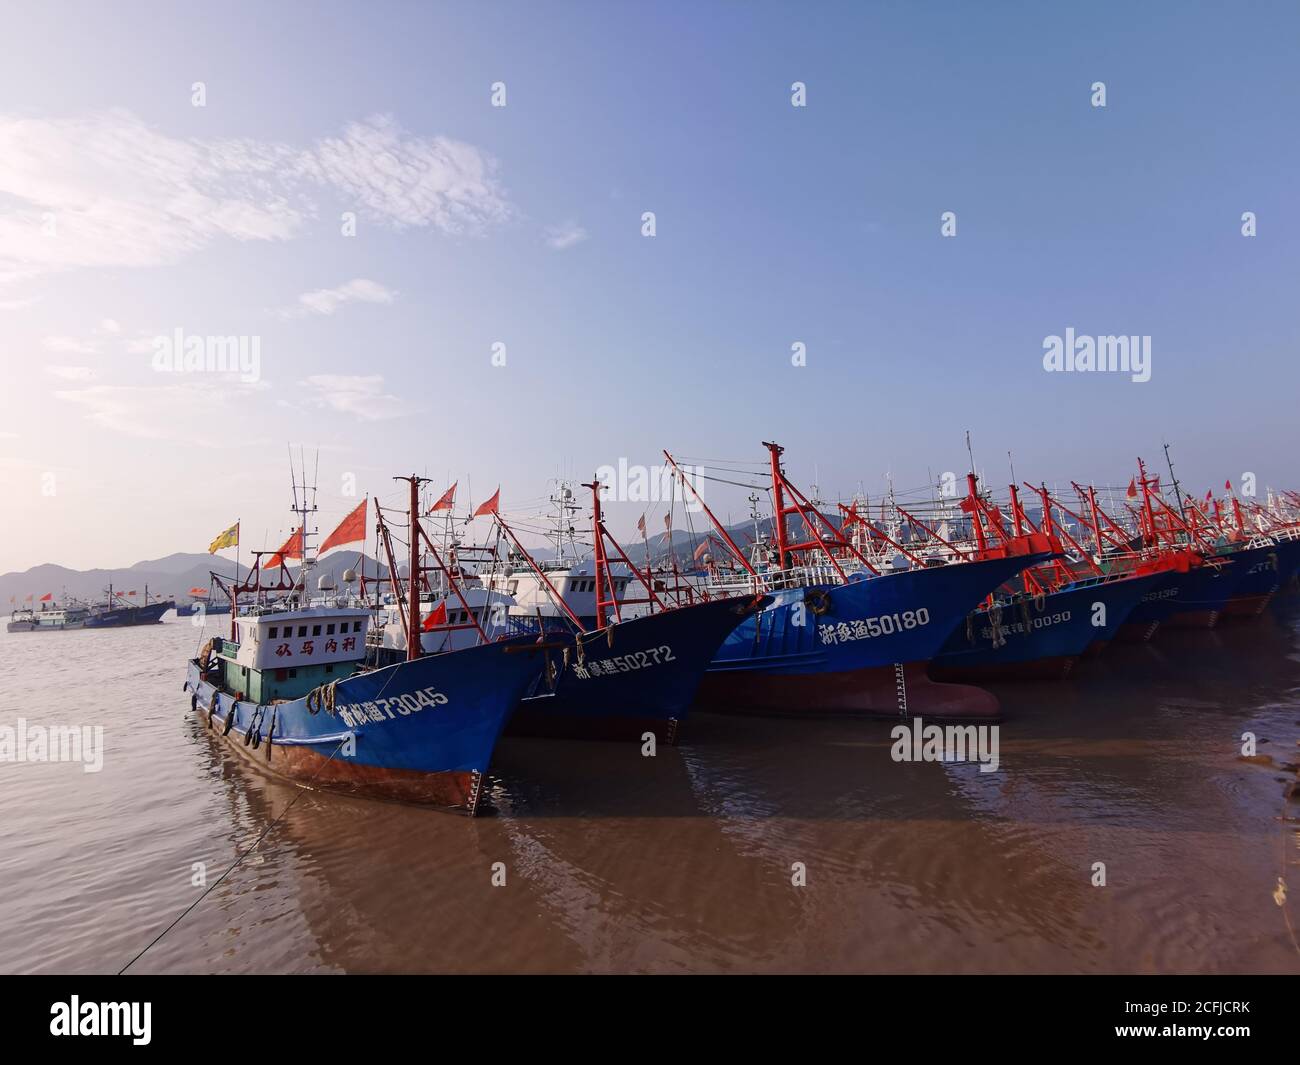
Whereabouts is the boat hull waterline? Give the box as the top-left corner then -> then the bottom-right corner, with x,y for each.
508,595 -> 768,744
697,553 -> 1050,718
184,636 -> 544,812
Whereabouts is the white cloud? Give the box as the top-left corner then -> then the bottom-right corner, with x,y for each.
0,111 -> 511,285
42,335 -> 99,355
98,318 -> 120,334
46,365 -> 96,381
52,379 -> 252,442
281,278 -> 396,318
544,220 -> 588,250
301,374 -> 408,421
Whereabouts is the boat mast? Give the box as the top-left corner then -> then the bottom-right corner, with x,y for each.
394,474 -> 429,661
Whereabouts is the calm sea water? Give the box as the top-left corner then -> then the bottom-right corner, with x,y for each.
1,600 -> 1298,974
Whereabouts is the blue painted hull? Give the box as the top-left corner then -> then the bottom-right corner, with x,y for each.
508,595 -> 765,743
1161,558 -> 1243,628
85,601 -> 173,627
184,636 -> 544,811
694,554 -> 1047,715
930,572 -> 1159,680
1220,543 -> 1284,617
176,602 -> 231,617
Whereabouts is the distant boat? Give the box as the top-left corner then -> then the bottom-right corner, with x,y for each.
82,584 -> 174,627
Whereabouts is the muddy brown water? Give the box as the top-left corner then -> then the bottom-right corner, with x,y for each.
1,601 -> 1297,973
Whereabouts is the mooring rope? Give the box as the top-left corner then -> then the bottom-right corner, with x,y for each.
117,737 -> 347,974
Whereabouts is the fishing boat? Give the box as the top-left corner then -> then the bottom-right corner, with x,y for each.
671,446 -> 1054,719
482,482 -> 767,744
6,607 -> 37,632
183,469 -> 547,813
83,584 -> 174,627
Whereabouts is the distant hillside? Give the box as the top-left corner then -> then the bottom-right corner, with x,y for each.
0,550 -> 388,608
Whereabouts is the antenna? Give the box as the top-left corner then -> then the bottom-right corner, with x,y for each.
965,430 -> 977,478
1162,440 -> 1186,518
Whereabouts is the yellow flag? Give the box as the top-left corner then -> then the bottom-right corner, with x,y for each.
208,521 -> 239,554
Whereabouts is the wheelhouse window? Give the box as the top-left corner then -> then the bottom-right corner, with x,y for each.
269,626 -> 278,638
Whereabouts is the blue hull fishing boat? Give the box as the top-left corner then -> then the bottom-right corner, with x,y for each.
510,593 -> 766,744
184,628 -> 542,809
184,465 -> 548,813
929,571 -> 1161,681
483,481 -> 768,743
697,553 -> 1047,713
664,445 -> 1053,717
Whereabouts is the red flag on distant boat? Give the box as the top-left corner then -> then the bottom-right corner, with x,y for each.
1126,478 -> 1138,499
1224,479 -> 1233,492
39,592 -> 52,601
664,514 -> 672,530
266,526 -> 305,569
1204,489 -> 1212,502
127,590 -> 136,596
637,513 -> 647,538
472,488 -> 500,518
427,483 -> 457,514
693,539 -> 712,561
320,498 -> 367,554
420,601 -> 448,632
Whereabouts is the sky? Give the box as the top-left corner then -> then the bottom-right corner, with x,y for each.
1,0 -> 1298,572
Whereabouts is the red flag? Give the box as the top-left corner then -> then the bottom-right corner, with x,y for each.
1126,478 -> 1137,499
420,601 -> 448,631
664,514 -> 672,531
958,496 -> 976,512
472,488 -> 500,518
1224,479 -> 1233,492
39,592 -> 52,601
637,513 -> 647,538
320,498 -> 367,554
266,526 -> 304,569
1204,489 -> 1212,502
693,539 -> 712,561
427,483 -> 457,514
189,587 -> 208,596
127,590 -> 137,596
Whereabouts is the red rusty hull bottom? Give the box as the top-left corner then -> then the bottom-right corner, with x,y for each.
1115,620 -> 1161,643
198,709 -> 483,812
1221,592 -> 1275,619
505,705 -> 681,745
1163,609 -> 1221,630
695,661 -> 1001,721
928,654 -> 1077,683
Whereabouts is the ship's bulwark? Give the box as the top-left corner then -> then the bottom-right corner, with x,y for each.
929,571 -> 1161,682
696,553 -> 1050,718
507,594 -> 768,744
185,635 -> 544,811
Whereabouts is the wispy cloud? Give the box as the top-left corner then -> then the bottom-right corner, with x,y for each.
42,335 -> 100,355
45,365 -> 96,381
544,220 -> 588,250
300,374 -> 408,421
0,110 -> 511,286
280,278 -> 396,318
52,379 -> 256,442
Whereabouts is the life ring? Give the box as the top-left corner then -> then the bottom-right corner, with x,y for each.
804,589 -> 832,616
